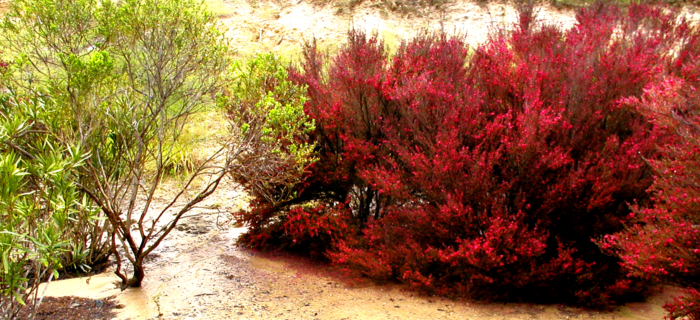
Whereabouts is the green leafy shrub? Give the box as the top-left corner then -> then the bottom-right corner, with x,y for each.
0,92 -> 92,319
1,0 -> 115,276
220,52 -> 324,255
222,53 -> 316,206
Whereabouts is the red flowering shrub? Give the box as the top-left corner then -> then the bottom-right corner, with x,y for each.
602,75 -> 700,318
237,2 -> 700,307
236,201 -> 353,258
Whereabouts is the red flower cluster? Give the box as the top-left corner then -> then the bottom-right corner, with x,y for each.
603,76 -> 700,318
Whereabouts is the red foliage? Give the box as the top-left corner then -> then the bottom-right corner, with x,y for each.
237,2 -> 700,307
602,78 -> 700,317
235,200 -> 352,258
600,6 -> 700,316
665,289 -> 700,320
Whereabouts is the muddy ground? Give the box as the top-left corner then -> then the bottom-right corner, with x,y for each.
27,0 -> 700,319
40,177 -> 680,320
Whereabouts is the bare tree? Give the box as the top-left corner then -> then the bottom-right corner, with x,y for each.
3,0 -> 317,290
3,0 -> 233,288
76,0 -> 232,288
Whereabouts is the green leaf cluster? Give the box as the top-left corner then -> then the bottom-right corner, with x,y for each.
0,92 -> 98,318
225,53 -> 317,179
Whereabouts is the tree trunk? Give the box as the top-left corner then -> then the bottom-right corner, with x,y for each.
128,263 -> 145,288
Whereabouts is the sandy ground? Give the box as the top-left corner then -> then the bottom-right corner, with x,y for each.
39,179 -> 681,320
28,0 -> 700,319
216,0 -> 579,58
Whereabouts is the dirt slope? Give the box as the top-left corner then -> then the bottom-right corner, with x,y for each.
215,0 -> 578,57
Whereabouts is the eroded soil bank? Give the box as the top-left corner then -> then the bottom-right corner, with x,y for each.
216,0 -> 579,57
